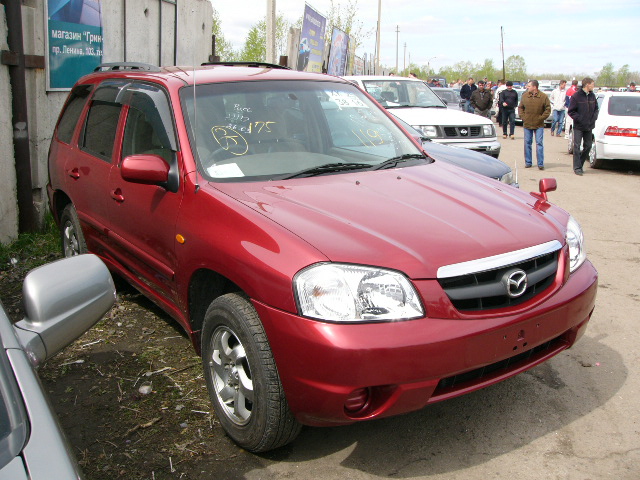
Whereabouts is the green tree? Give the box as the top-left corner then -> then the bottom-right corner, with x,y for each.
615,64 -> 631,88
596,62 -> 616,87
475,58 -> 499,82
326,0 -> 373,51
212,8 -> 236,61
505,55 -> 527,81
238,14 -> 291,62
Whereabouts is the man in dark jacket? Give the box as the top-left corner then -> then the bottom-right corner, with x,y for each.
499,81 -> 519,139
460,78 -> 477,113
568,77 -> 599,176
470,81 -> 493,118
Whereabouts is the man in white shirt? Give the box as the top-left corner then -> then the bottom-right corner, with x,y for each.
549,80 -> 567,136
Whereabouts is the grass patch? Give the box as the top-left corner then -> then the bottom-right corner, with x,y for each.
0,213 -> 60,271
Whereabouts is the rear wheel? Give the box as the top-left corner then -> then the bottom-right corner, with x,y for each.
60,204 -> 87,257
201,293 -> 301,452
588,139 -> 604,168
567,128 -> 574,154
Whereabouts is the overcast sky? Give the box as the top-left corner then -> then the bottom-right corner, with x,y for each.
210,0 -> 640,78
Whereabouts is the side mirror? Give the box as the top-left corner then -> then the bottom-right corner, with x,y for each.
14,255 -> 116,366
538,178 -> 557,201
121,154 -> 170,185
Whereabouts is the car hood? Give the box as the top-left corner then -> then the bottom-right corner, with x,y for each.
212,163 -> 568,279
388,107 -> 492,126
422,141 -> 510,179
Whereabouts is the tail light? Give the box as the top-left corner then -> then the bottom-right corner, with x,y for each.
604,126 -> 639,137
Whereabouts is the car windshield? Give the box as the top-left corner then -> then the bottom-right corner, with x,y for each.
608,96 -> 640,117
180,80 -> 423,182
360,79 -> 446,108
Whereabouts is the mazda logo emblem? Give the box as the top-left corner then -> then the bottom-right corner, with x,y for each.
460,128 -> 468,136
502,269 -> 528,298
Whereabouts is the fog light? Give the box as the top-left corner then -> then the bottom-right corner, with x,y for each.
344,387 -> 370,413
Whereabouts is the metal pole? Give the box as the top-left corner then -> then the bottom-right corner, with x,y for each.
266,0 -> 276,63
5,0 -> 37,233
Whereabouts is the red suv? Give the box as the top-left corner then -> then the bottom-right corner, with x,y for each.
48,62 -> 597,452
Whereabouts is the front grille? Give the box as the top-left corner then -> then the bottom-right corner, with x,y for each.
438,250 -> 559,311
432,334 -> 568,397
443,126 -> 482,137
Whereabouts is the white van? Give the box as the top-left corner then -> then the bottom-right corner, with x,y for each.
344,76 -> 501,158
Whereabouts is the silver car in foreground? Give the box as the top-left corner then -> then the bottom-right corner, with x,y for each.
0,254 -> 115,480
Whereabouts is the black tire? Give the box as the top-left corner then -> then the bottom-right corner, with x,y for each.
60,204 -> 87,257
201,293 -> 301,452
567,128 -> 574,154
588,139 -> 604,169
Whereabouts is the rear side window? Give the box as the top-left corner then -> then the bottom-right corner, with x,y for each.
56,84 -> 93,144
80,82 -> 126,161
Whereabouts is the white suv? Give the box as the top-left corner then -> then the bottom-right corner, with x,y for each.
344,76 -> 501,158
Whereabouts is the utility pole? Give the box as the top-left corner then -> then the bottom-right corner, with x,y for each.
395,25 -> 399,73
501,26 -> 506,81
266,0 -> 276,63
375,0 -> 381,74
403,42 -> 406,74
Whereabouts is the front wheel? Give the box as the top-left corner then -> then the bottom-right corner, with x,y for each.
201,293 -> 301,452
60,204 -> 87,257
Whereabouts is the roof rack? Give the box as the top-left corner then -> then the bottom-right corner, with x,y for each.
201,61 -> 290,70
94,62 -> 161,72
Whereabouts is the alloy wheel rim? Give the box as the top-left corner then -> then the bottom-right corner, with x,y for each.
63,220 -> 80,256
208,326 -> 254,425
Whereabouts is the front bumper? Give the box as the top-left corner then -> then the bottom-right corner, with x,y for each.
254,260 -> 597,426
435,139 -> 502,158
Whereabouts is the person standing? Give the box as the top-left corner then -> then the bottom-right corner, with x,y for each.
499,81 -> 518,139
493,80 -> 507,127
460,78 -> 477,113
629,82 -> 638,92
470,81 -> 493,118
568,77 -> 599,176
549,80 -> 567,136
518,80 -> 551,170
563,79 -> 579,138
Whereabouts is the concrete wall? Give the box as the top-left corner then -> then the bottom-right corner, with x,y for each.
0,0 -> 213,245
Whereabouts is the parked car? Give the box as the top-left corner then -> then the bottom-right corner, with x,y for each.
344,75 -> 501,158
431,86 -> 464,110
567,92 -> 640,168
515,88 -> 553,126
393,116 -> 517,186
0,255 -> 115,479
48,62 -> 597,453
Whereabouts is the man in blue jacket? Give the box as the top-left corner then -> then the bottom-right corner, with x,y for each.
568,77 -> 599,176
460,78 -> 477,113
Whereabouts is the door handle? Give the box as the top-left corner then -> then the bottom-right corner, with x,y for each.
110,189 -> 125,203
68,168 -> 80,179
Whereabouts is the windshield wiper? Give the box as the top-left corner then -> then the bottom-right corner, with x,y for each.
372,154 -> 426,170
276,162 -> 371,180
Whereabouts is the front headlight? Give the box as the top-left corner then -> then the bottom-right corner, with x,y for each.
294,263 -> 424,322
415,125 -> 438,138
566,215 -> 586,272
482,124 -> 495,136
499,170 -> 515,185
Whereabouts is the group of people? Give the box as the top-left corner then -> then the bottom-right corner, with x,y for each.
460,76 -> 600,176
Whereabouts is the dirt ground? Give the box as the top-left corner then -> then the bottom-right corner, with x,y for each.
1,125 -> 639,480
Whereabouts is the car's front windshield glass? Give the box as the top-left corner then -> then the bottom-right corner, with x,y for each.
360,80 -> 446,108
180,80 -> 423,182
